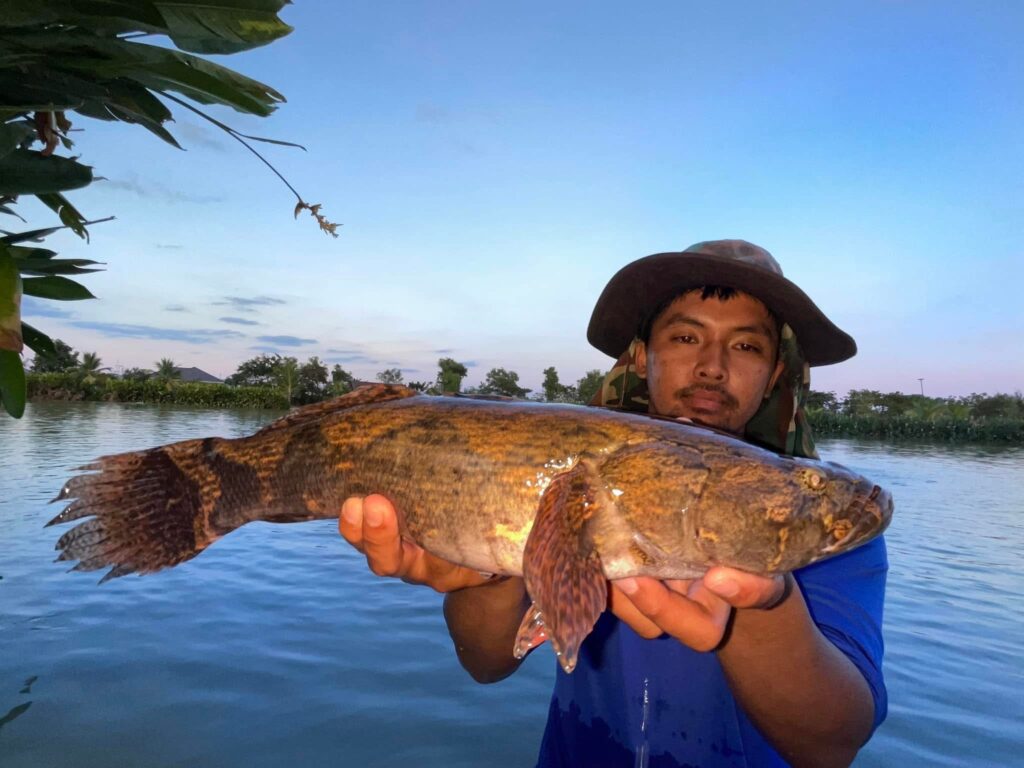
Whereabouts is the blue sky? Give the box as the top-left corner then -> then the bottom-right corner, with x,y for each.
20,1 -> 1024,397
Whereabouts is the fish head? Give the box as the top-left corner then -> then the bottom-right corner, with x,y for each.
691,452 -> 893,574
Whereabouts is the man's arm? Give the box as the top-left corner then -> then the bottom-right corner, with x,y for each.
339,495 -> 531,683
612,569 -> 876,768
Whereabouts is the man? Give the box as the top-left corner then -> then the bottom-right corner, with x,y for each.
339,240 -> 888,767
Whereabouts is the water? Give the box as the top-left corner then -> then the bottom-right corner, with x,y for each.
1,402 -> 1022,767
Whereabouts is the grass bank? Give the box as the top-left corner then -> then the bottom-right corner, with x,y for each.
807,411 -> 1023,443
27,373 -> 288,410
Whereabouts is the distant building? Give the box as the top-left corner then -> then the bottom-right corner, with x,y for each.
174,366 -> 223,384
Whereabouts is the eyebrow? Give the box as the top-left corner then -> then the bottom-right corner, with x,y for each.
659,313 -> 775,339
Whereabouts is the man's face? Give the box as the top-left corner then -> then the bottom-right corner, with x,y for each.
635,291 -> 785,435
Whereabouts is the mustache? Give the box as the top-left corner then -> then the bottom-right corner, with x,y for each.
674,384 -> 738,409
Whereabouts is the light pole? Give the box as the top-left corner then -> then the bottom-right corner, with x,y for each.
917,378 -> 924,396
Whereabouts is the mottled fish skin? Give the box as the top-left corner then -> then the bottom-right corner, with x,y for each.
50,384 -> 893,585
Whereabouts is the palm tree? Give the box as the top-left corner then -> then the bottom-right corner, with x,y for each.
78,352 -> 106,375
153,358 -> 180,382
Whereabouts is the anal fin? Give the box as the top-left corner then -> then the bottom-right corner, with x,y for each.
514,461 -> 608,673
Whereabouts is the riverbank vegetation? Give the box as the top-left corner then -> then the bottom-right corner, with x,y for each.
25,342 -> 1023,443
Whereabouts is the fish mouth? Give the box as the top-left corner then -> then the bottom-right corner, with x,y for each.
823,483 -> 893,554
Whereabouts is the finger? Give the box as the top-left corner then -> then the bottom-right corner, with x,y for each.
609,583 -> 663,639
338,496 -> 366,550
360,494 -> 405,577
615,576 -> 731,652
401,543 -> 490,592
703,567 -> 787,609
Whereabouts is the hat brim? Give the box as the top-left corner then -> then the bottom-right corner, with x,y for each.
587,251 -> 856,366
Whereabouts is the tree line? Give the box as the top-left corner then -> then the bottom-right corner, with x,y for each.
25,342 -> 609,407
24,340 -> 1024,442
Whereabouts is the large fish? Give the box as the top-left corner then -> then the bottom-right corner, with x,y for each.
49,384 -> 893,672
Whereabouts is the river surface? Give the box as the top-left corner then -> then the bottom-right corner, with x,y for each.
1,402 -> 1022,767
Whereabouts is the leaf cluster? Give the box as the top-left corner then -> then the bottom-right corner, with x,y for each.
0,1 -> 334,418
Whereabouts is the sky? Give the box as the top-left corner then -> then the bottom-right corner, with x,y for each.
18,1 -> 1024,398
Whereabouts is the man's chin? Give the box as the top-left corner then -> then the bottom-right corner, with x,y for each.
675,408 -> 739,434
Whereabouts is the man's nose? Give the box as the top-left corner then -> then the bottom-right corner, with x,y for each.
695,344 -> 727,380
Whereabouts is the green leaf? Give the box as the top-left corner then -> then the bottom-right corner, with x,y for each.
35,192 -> 91,239
0,119 -> 36,160
124,45 -> 285,115
4,245 -> 58,260
0,150 -> 93,195
0,72 -> 86,112
1,0 -> 169,35
154,1 -> 293,55
15,257 -> 103,276
22,275 -> 95,300
21,321 -> 55,357
0,226 -> 66,244
0,349 -> 26,418
0,249 -> 23,352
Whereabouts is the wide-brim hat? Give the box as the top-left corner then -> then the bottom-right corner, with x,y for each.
587,239 -> 856,366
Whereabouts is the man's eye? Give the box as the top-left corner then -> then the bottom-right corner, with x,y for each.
672,335 -> 696,344
736,343 -> 762,353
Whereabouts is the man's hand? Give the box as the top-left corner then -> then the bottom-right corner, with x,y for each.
609,568 -> 789,651
339,494 -> 492,593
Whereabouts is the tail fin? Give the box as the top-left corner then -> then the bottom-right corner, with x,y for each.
49,437 -> 244,582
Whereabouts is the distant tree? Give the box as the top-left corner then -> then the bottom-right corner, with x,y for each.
30,339 -> 79,373
274,357 -> 299,404
876,392 -> 917,417
295,356 -> 330,404
575,369 -> 605,405
437,358 -> 469,394
78,352 -> 106,376
376,368 -> 404,385
153,358 -> 180,382
969,393 -> 1023,421
331,364 -> 356,395
478,368 -> 531,398
806,390 -> 839,413
541,367 -> 564,402
120,367 -> 151,382
407,380 -> 433,393
842,389 -> 885,417
225,354 -> 283,387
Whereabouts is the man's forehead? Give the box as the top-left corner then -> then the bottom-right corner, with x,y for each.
654,290 -> 776,325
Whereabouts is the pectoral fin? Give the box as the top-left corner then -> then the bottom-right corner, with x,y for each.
514,462 -> 607,673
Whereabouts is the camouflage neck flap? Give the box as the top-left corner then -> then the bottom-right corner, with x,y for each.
589,323 -> 819,459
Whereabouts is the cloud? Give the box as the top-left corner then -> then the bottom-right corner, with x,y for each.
98,174 -> 223,204
220,316 -> 260,326
164,304 -> 188,312
155,244 -> 183,250
21,297 -> 74,319
433,348 -> 455,354
256,335 -> 317,346
328,353 -> 378,364
176,121 -> 227,150
214,296 -> 287,314
70,321 -> 243,344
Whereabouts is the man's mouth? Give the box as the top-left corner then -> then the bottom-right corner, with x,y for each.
677,386 -> 736,413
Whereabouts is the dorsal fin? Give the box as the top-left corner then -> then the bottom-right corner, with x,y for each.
256,384 -> 419,435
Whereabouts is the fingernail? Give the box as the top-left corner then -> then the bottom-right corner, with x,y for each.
364,504 -> 383,527
341,503 -> 361,526
711,578 -> 739,598
618,578 -> 638,595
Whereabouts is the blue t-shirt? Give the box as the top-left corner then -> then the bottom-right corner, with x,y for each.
536,537 -> 888,768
